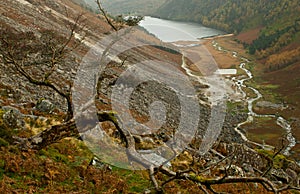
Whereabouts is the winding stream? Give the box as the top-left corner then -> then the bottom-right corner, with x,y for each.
212,41 -> 296,155
173,40 -> 296,155
139,16 -> 296,156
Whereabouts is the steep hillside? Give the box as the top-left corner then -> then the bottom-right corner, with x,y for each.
155,0 -> 227,28
156,0 -> 299,33
98,0 -> 166,15
0,0 -> 169,192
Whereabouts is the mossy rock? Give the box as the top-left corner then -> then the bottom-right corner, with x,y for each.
0,109 -> 17,144
0,137 -> 9,147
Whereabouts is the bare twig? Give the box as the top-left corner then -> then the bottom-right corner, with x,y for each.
95,0 -> 118,31
150,165 -> 161,192
197,183 -> 210,194
261,140 -> 287,177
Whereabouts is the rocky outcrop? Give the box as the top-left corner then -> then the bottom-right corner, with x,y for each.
2,106 -> 25,129
217,143 -> 300,187
35,99 -> 55,113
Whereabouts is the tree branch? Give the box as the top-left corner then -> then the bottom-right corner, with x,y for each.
95,0 -> 118,31
261,140 -> 287,177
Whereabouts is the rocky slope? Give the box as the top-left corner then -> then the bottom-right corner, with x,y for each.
0,0 -> 246,147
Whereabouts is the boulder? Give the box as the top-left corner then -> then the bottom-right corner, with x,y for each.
271,168 -> 289,184
35,99 -> 55,113
2,106 -> 25,129
218,165 -> 245,177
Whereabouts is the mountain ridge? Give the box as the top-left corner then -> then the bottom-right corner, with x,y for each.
81,0 -> 167,16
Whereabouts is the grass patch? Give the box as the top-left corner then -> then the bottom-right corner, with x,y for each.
256,149 -> 291,169
0,138 -> 9,147
246,78 -> 282,104
243,87 -> 257,98
227,101 -> 247,115
244,116 -> 285,147
114,168 -> 150,193
0,139 -> 128,193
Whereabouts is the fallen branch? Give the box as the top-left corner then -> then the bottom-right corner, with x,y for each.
157,164 -> 300,193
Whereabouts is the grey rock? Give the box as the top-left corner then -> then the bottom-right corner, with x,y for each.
143,137 -> 155,144
224,143 -> 268,170
144,189 -> 151,194
133,135 -> 143,143
271,169 -> 289,184
35,99 -> 55,113
219,165 -> 245,177
2,106 -> 25,129
242,163 -> 254,174
139,152 -> 172,167
256,101 -> 285,110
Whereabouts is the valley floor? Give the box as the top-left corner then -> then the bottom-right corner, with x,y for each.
204,36 -> 300,162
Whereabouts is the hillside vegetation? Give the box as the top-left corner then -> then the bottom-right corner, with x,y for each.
155,0 -> 300,69
156,0 -> 299,32
98,0 -> 167,15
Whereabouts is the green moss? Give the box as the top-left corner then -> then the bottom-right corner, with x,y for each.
11,176 -> 30,190
0,159 -> 4,169
227,101 -> 247,114
106,111 -> 118,124
39,147 -> 70,164
256,149 -> 290,169
190,173 -> 204,182
115,168 -> 150,193
0,137 -> 9,147
0,109 -> 6,126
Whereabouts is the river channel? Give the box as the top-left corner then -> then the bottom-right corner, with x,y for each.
139,16 -> 297,156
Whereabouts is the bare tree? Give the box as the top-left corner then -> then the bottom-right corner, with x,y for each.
95,0 -> 143,30
0,13 -> 87,148
0,13 -> 86,121
152,147 -> 300,194
0,0 -> 141,151
95,0 -> 118,31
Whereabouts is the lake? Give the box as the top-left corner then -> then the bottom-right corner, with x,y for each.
139,16 -> 224,42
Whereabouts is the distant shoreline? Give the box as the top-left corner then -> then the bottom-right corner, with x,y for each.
200,33 -> 234,40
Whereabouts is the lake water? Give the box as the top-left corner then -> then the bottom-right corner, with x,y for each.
139,16 -> 224,42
